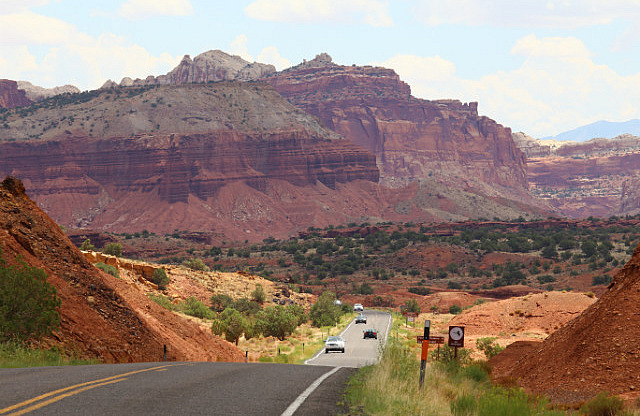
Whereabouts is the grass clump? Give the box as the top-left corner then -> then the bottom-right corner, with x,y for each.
148,294 -> 177,311
95,262 -> 119,278
580,392 -> 623,416
0,342 -> 99,368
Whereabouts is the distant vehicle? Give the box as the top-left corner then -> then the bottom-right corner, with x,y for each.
333,299 -> 342,306
355,314 -> 367,324
363,328 -> 378,339
325,336 -> 345,353
353,303 -> 364,312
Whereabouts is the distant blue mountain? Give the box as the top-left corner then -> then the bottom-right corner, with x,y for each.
542,119 -> 640,142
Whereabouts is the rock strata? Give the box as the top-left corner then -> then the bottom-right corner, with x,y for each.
0,79 -> 32,108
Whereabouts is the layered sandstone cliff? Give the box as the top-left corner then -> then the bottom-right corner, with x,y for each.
0,82 -> 380,237
266,54 -> 530,201
0,79 -> 32,109
515,133 -> 640,218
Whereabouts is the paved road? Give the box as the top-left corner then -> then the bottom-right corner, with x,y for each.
0,310 -> 390,415
306,309 -> 391,368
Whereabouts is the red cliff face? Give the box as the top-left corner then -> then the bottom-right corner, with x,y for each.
266,58 -> 528,195
0,79 -> 32,109
0,83 -> 379,237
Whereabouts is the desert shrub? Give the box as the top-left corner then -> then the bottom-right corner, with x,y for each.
179,297 -> 213,319
309,291 -> 341,327
210,294 -> 234,313
148,294 -> 176,310
255,305 -> 299,340
408,287 -> 431,296
449,304 -> 463,314
403,299 -> 421,314
447,281 -> 463,290
580,392 -> 623,416
182,257 -> 209,272
211,307 -> 247,345
102,242 -> 122,257
251,284 -> 266,304
463,362 -> 490,383
231,298 -> 261,316
152,268 -> 169,290
537,274 -> 556,284
95,262 -> 119,278
79,239 -> 95,251
476,337 -> 505,359
356,282 -> 374,295
0,253 -> 61,342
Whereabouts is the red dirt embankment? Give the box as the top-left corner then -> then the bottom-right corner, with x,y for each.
0,176 -> 242,363
491,243 -> 640,405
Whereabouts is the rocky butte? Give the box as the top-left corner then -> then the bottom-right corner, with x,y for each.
266,54 -> 542,213
513,132 -> 640,218
0,79 -> 32,109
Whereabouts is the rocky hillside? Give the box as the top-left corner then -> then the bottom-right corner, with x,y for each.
514,132 -> 640,218
16,81 -> 80,102
101,50 -> 275,88
491,242 -> 640,404
0,80 -> 32,109
0,176 -> 242,362
266,54 -> 534,204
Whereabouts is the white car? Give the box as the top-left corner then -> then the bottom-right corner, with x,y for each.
325,336 -> 345,353
353,303 -> 364,312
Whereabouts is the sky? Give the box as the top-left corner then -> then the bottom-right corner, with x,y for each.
1,0 -> 640,138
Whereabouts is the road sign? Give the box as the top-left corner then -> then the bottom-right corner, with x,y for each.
403,311 -> 419,317
448,326 -> 464,347
407,316 -> 415,322
418,335 -> 444,344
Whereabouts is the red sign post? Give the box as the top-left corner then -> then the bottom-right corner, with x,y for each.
418,320 -> 430,388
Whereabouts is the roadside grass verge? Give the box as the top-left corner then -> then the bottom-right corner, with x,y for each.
0,342 -> 100,368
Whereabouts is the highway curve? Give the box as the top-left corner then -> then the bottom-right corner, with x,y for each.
0,310 -> 390,415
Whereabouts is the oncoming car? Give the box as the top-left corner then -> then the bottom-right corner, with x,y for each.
355,314 -> 367,324
363,328 -> 378,339
325,336 -> 346,353
353,303 -> 364,312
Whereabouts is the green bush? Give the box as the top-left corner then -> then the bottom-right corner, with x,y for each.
580,392 -> 623,416
79,239 -> 95,251
403,299 -> 421,313
210,294 -> 234,312
449,304 -> 463,314
251,284 -> 266,304
179,297 -> 214,319
182,257 -> 210,272
211,308 -> 247,345
103,242 -> 122,257
152,268 -> 170,290
0,253 -> 61,342
476,337 -> 505,359
148,294 -> 176,310
95,262 -> 119,278
255,306 -> 299,341
309,291 -> 341,327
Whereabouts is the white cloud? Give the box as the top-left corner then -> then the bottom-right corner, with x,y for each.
379,35 -> 640,138
245,0 -> 393,27
412,0 -> 639,29
0,0 -> 50,14
229,34 -> 254,62
0,8 -> 181,89
257,46 -> 291,70
118,0 -> 194,20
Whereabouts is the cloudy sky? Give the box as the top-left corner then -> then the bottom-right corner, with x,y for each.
1,0 -> 640,138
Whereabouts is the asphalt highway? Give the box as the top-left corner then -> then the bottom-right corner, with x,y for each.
0,310 -> 391,415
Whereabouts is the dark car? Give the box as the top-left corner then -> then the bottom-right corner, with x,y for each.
355,314 -> 367,324
363,328 -> 378,339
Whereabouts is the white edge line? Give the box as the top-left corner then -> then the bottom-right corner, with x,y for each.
304,318 -> 356,365
280,366 -> 342,416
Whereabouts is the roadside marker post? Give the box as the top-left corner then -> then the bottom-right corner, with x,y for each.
418,320 -> 430,388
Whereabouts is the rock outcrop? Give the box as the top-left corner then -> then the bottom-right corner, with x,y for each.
516,134 -> 640,218
0,79 -> 32,109
102,50 -> 276,88
16,80 -> 80,102
266,54 -> 531,201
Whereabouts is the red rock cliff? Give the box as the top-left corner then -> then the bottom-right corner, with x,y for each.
0,79 -> 32,109
266,56 -> 528,194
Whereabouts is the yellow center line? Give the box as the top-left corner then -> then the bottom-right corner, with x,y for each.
0,364 -> 182,415
7,378 -> 128,416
